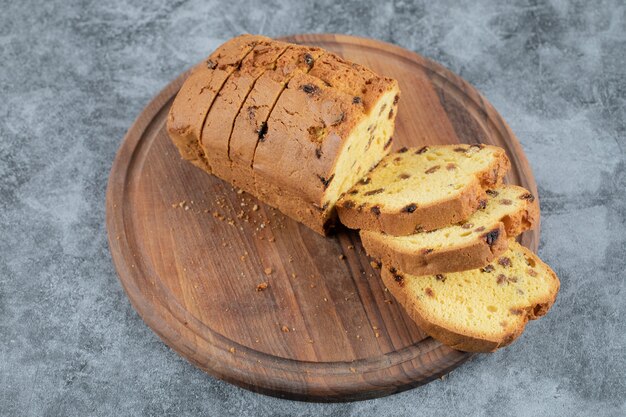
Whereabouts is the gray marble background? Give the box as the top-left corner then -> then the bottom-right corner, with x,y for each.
1,0 -> 625,415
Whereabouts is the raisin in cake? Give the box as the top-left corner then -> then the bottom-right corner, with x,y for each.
362,185 -> 539,275
381,241 -> 560,352
337,144 -> 510,235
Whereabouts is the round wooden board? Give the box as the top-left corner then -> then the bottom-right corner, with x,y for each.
106,34 -> 539,402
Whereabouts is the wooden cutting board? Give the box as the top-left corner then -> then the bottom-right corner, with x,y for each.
106,34 -> 539,402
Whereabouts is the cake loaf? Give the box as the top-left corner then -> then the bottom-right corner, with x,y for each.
167,35 -> 400,234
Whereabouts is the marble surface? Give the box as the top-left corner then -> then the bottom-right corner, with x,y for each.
1,0 -> 625,415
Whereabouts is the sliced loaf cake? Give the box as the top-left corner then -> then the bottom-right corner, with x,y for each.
362,185 -> 539,275
337,144 -> 511,235
380,241 -> 560,352
168,36 -> 400,235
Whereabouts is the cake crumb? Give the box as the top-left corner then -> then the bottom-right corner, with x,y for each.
384,299 -> 393,304
338,254 -> 346,260
375,332 -> 380,338
256,282 -> 269,292
281,325 -> 290,333
229,347 -> 236,354
252,204 -> 259,211
370,261 -> 381,269
264,267 -> 273,275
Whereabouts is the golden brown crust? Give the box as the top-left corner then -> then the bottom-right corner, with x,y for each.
337,146 -> 511,235
252,70 -> 398,234
380,244 -> 560,353
364,224 -> 507,276
166,35 -> 269,172
251,178 -> 335,235
307,53 -> 396,112
229,46 -> 325,192
361,187 -> 540,275
201,40 -> 290,181
253,72 -> 365,206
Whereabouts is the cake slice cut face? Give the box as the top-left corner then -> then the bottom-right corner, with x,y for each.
361,185 -> 539,275
201,40 -> 290,179
228,46 -> 325,194
167,34 -> 269,172
380,241 -> 560,352
337,144 -> 511,235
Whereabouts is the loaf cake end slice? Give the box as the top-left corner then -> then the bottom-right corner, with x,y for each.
362,185 -> 539,275
167,34 -> 269,172
381,241 -> 560,352
337,144 -> 511,235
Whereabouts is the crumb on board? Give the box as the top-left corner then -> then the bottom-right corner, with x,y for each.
229,347 -> 236,354
172,200 -> 190,210
281,325 -> 290,333
256,282 -> 269,292
264,267 -> 273,275
338,254 -> 346,260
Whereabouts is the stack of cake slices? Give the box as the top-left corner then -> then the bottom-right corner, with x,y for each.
336,144 -> 559,352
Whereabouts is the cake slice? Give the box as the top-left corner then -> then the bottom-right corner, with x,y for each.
201,40 -> 290,178
337,144 -> 511,235
362,185 -> 539,275
253,71 -> 399,234
229,46 -> 325,194
167,34 -> 268,171
380,241 -> 560,352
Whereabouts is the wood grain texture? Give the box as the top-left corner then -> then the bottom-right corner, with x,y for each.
106,34 -> 539,402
